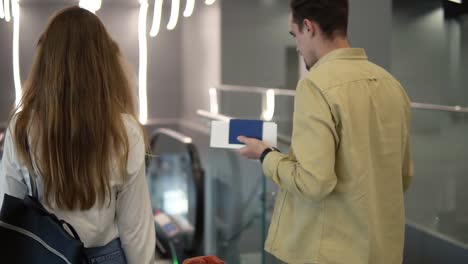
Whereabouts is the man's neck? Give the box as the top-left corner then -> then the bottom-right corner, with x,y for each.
318,37 -> 350,60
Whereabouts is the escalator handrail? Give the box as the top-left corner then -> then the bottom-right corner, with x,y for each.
151,128 -> 193,144
148,128 -> 204,255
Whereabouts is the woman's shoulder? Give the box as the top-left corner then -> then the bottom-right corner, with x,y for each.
121,114 -> 143,140
120,113 -> 145,155
5,113 -> 19,133
118,114 -> 146,182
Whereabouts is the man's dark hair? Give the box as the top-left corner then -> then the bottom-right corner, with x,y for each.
289,0 -> 349,38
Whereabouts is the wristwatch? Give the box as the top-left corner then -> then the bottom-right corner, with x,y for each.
260,147 -> 280,163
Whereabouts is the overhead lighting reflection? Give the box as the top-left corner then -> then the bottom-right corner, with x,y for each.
167,0 -> 179,30
12,0 -> 20,106
138,0 -> 149,124
4,0 -> 10,22
150,0 -> 163,37
163,189 -> 188,215
262,89 -> 275,121
205,0 -> 216,5
209,88 -> 219,114
79,0 -> 102,13
0,0 -> 5,19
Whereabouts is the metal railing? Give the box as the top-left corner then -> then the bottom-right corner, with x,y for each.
214,85 -> 468,114
198,85 -> 468,146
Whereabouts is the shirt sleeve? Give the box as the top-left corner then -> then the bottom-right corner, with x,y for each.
262,79 -> 338,202
0,127 -> 28,207
116,123 -> 156,264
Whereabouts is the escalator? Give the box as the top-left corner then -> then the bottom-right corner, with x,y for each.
146,128 -> 205,264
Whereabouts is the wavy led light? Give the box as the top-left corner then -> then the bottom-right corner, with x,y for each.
12,0 -> 20,107
138,0 -> 149,124
149,0 -> 163,37
183,0 -> 195,17
166,0 -> 179,30
4,0 -> 10,22
0,0 -> 5,19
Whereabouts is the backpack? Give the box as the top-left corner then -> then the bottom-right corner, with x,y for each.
0,193 -> 87,263
0,147 -> 126,263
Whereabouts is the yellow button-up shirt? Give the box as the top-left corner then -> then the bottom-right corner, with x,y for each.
263,48 -> 412,264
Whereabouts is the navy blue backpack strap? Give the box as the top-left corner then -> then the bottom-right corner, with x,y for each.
60,220 -> 82,242
0,194 -> 87,264
22,196 -> 82,242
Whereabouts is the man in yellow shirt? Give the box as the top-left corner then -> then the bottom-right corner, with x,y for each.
237,0 -> 412,263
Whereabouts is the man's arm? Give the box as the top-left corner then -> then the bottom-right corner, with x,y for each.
262,79 -> 339,202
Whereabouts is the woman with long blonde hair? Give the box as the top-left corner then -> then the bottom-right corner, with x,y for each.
0,6 -> 155,263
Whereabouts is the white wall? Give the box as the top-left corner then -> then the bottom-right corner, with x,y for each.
221,0 -> 295,89
181,1 -> 221,122
349,0 -> 392,69
391,0 -> 468,105
0,17 -> 14,123
220,0 -> 392,90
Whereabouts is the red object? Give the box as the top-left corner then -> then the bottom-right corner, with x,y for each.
183,256 -> 224,264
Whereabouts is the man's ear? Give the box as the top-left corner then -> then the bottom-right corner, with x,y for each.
303,19 -> 317,37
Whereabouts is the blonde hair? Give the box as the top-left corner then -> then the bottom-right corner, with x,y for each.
11,6 -> 145,210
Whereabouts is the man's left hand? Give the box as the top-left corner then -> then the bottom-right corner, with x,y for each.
237,136 -> 269,160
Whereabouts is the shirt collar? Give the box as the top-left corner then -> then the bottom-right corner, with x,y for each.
312,48 -> 368,70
